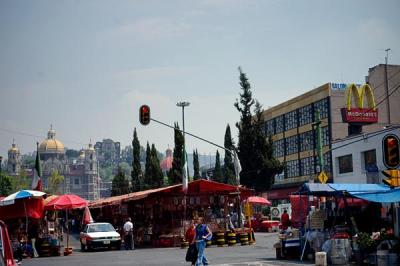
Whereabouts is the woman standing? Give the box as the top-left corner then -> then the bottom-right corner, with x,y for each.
185,220 -> 197,266
192,217 -> 211,266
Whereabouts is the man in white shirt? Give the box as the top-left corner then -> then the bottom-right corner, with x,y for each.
123,217 -> 134,250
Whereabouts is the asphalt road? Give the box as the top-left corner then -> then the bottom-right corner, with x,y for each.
20,233 -> 312,266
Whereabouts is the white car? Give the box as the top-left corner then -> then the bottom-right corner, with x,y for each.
80,223 -> 121,251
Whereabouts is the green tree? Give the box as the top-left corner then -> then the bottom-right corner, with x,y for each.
111,168 -> 130,196
234,67 -> 283,191
193,149 -> 201,180
213,150 -> 224,183
168,123 -> 184,185
131,128 -> 142,192
143,142 -> 152,189
0,172 -> 13,196
151,144 -> 164,188
224,124 -> 236,185
12,169 -> 31,191
47,170 -> 65,195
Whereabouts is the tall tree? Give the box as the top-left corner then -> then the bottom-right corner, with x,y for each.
111,168 -> 130,196
151,144 -> 164,188
193,149 -> 201,180
213,150 -> 224,183
143,142 -> 152,189
0,172 -> 13,196
234,68 -> 283,191
168,123 -> 184,185
131,128 -> 142,192
224,124 -> 236,185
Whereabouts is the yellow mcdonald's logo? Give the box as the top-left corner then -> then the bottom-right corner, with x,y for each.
345,84 -> 376,111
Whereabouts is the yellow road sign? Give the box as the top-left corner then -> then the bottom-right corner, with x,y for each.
318,171 -> 328,184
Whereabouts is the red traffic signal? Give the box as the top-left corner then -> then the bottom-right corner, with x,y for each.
382,134 -> 400,168
139,105 -> 151,125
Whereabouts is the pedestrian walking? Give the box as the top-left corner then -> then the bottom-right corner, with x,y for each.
185,220 -> 197,266
192,217 -> 212,266
123,217 -> 134,250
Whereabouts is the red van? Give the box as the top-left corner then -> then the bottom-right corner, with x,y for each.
0,220 -> 16,266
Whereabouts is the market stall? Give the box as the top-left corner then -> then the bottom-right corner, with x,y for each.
274,183 -> 400,265
89,179 -> 253,248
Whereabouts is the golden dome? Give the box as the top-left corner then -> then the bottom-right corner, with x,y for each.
8,143 -> 19,153
39,126 -> 65,153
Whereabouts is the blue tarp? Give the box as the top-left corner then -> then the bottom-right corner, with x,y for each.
350,188 -> 400,203
295,183 -> 400,203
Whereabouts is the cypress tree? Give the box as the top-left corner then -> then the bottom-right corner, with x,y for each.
111,168 -> 130,196
213,150 -> 224,183
131,128 -> 142,192
168,123 -> 184,184
224,124 -> 236,185
234,68 -> 283,191
144,142 -> 152,189
193,149 -> 201,180
151,144 -> 164,188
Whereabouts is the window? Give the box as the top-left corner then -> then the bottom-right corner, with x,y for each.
363,149 -> 378,172
300,156 -> 315,176
90,154 -> 93,160
285,110 -> 297,131
265,119 -> 275,136
273,139 -> 285,158
285,159 -> 300,178
74,178 -> 80,185
338,154 -> 353,174
299,104 -> 313,126
275,115 -> 284,134
321,127 -> 330,146
299,131 -> 314,152
323,152 -> 331,173
314,98 -> 329,120
90,163 -> 93,171
285,135 -> 298,155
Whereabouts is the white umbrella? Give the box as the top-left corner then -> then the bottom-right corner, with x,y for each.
0,190 -> 46,206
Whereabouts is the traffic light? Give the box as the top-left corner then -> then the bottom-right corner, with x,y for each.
382,169 -> 400,187
382,134 -> 400,168
139,105 -> 150,125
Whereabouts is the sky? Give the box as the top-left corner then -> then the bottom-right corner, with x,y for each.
0,0 -> 399,159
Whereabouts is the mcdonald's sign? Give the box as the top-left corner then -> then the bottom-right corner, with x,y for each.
341,84 -> 378,124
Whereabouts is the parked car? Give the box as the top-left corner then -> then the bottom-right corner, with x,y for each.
0,220 -> 16,266
80,223 -> 121,251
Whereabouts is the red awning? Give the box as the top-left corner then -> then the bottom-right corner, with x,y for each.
89,179 -> 252,208
0,198 -> 44,220
44,194 -> 88,210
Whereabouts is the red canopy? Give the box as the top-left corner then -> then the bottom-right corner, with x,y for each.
247,196 -> 271,205
44,194 -> 87,210
0,198 -> 44,220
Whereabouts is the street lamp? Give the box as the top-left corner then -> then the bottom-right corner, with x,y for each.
176,101 -> 190,140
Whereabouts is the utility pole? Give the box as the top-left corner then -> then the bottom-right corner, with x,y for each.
385,48 -> 391,124
0,156 -> 3,194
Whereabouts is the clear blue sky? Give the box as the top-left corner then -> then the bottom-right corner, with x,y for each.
1,0 -> 399,158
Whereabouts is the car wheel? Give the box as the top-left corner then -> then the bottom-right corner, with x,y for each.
81,243 -> 85,251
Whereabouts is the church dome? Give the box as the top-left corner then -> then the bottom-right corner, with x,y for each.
39,126 -> 65,153
8,143 -> 19,153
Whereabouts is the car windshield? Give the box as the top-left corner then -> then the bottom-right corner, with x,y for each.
87,223 -> 115,233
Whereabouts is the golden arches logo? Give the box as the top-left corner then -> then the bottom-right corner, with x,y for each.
341,83 -> 378,124
345,84 -> 376,111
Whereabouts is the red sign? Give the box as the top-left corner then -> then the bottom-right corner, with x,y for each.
341,108 -> 378,123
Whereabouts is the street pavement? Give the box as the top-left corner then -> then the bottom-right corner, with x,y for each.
21,233 -> 313,266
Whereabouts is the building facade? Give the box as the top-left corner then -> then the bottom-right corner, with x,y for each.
262,64 -> 400,202
7,141 -> 21,176
38,126 -> 100,200
332,126 -> 400,184
94,139 -> 121,164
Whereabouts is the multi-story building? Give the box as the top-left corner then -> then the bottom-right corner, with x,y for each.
332,126 -> 400,184
94,139 -> 121,164
262,64 -> 400,202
